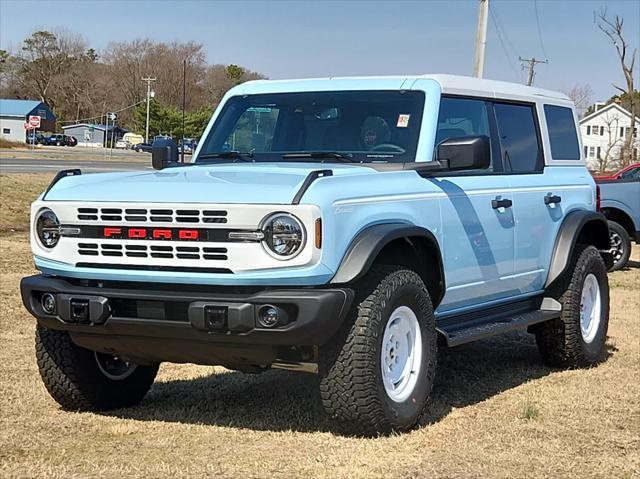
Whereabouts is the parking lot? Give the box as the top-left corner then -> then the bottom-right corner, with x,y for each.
0,172 -> 638,478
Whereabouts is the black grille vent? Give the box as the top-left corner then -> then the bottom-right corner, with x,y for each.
76,207 -> 228,224
76,243 -> 228,261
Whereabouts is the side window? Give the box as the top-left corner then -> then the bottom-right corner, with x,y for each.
436,97 -> 494,170
620,167 -> 639,180
224,107 -> 279,152
493,102 -> 541,173
544,105 -> 580,160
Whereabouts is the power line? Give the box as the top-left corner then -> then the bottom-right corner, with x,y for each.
533,0 -> 549,60
489,3 -> 521,80
59,100 -> 146,125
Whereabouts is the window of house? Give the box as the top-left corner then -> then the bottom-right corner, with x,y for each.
586,125 -> 591,135
2,128 -> 10,134
493,102 -> 541,173
589,146 -> 595,157
583,146 -> 588,158
544,105 -> 580,160
620,127 -> 625,138
37,109 -> 47,119
600,126 -> 605,135
597,146 -> 601,158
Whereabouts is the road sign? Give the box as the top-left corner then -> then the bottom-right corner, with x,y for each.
108,112 -> 117,121
28,115 -> 41,128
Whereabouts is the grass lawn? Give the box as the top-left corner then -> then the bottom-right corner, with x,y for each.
0,173 -> 638,478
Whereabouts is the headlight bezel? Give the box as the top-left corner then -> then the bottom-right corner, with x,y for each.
260,212 -> 306,260
35,207 -> 61,249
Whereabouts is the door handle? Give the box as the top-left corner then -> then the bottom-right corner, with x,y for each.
491,198 -> 513,209
544,194 -> 562,205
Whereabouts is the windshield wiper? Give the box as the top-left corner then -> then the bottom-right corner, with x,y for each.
197,151 -> 254,162
281,151 -> 356,163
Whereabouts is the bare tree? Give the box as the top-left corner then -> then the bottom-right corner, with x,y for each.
564,84 -> 593,118
15,29 -> 87,110
596,9 -> 637,165
595,112 -> 625,173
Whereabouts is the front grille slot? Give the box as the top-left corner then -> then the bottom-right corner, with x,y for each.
76,206 -> 229,224
76,243 -> 228,262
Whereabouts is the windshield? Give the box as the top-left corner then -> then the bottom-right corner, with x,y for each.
197,90 -> 424,163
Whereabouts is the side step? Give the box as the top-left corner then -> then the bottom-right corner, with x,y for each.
437,298 -> 561,347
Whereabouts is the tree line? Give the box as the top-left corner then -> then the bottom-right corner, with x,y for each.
0,29 -> 265,139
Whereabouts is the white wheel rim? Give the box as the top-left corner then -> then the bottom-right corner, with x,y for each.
380,306 -> 423,403
580,273 -> 602,344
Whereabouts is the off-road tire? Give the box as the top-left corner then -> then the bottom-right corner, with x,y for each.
607,220 -> 631,271
535,245 -> 609,368
320,266 -> 437,436
35,325 -> 159,411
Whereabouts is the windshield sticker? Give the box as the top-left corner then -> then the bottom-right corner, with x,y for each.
397,114 -> 411,128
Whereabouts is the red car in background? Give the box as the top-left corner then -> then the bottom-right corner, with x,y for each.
594,162 -> 640,181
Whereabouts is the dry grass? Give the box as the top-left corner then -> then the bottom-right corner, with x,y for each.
0,174 -> 638,478
0,174 -> 53,233
0,139 -> 24,149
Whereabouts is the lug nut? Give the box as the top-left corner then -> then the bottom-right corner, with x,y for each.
41,293 -> 56,315
258,305 -> 280,328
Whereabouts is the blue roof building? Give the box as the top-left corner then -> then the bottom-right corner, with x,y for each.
0,99 -> 56,143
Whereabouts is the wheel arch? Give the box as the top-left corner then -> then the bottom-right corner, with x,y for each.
545,210 -> 611,289
330,223 -> 446,307
601,206 -> 636,237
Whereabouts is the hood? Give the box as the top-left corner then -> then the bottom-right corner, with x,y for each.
44,162 -> 376,204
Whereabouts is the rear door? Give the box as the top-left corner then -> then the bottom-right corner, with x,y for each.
497,102 -> 558,294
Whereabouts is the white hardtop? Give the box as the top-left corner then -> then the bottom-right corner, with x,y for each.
234,74 -> 571,104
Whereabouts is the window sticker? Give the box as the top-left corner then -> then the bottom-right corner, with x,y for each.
397,114 -> 411,128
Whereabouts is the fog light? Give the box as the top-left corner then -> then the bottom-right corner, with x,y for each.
41,293 -> 56,314
258,305 -> 280,328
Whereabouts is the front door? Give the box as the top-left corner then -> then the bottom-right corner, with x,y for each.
428,96 -> 515,314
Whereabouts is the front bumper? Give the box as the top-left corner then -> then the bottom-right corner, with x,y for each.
21,275 -> 353,367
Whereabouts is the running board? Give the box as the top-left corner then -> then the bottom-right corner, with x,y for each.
437,298 -> 561,347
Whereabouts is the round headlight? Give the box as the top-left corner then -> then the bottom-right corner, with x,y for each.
261,213 -> 305,259
36,208 -> 61,249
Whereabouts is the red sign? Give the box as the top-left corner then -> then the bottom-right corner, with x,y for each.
28,115 -> 41,128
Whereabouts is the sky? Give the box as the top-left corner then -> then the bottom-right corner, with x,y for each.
1,0 -> 638,103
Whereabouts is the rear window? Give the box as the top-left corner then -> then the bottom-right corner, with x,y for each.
544,105 -> 580,160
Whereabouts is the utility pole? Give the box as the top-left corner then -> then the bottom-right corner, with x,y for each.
473,0 -> 489,78
519,57 -> 548,86
142,76 -> 156,143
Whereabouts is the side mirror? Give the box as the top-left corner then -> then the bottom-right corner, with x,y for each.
436,135 -> 490,171
152,137 -> 179,170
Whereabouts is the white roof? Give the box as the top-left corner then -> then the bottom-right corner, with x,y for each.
579,102 -> 640,124
236,74 -> 570,103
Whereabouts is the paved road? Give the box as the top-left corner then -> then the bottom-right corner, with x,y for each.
0,157 -> 153,173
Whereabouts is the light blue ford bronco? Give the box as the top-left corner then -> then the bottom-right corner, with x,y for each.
22,75 -> 613,435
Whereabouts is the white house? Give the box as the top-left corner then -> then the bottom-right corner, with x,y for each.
579,102 -> 639,171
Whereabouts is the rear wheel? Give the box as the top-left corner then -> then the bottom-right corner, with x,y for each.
535,245 -> 609,368
35,325 -> 158,411
607,220 -> 631,271
320,267 -> 437,436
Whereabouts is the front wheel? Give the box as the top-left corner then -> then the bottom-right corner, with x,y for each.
534,245 -> 610,368
320,267 -> 437,436
35,325 -> 158,411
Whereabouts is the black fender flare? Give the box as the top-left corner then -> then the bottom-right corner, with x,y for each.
330,223 -> 445,305
545,210 -> 611,288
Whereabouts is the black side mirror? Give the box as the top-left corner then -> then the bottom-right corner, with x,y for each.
152,138 -> 179,170
436,135 -> 490,171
